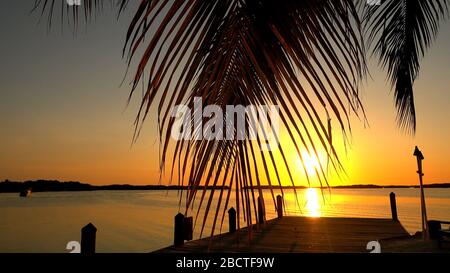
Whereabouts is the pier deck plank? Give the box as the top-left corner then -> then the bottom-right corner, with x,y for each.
156,216 -> 409,253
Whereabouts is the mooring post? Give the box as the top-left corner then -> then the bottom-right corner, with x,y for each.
258,195 -> 265,224
81,223 -> 97,254
228,207 -> 236,233
390,192 -> 398,221
414,146 -> 429,239
277,195 -> 283,218
428,220 -> 441,240
174,213 -> 185,246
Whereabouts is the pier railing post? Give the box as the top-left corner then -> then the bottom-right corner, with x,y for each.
81,223 -> 97,254
228,207 -> 236,233
174,213 -> 185,246
277,195 -> 283,218
258,195 -> 265,224
390,192 -> 398,221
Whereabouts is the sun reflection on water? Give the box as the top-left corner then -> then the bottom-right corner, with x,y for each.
305,188 -> 321,217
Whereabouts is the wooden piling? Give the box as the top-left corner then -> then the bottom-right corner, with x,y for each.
81,223 -> 97,254
428,220 -> 441,240
174,213 -> 185,246
390,192 -> 398,221
276,195 -> 283,218
258,195 -> 265,224
228,207 -> 236,233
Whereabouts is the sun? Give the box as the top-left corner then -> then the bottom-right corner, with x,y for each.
297,150 -> 322,177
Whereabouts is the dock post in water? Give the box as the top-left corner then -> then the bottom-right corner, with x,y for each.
228,207 -> 236,233
428,220 -> 441,240
174,213 -> 185,246
81,223 -> 97,254
258,196 -> 265,224
277,195 -> 283,218
390,192 -> 398,221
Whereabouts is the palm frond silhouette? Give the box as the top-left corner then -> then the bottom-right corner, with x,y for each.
365,0 -> 449,133
33,0 -> 448,238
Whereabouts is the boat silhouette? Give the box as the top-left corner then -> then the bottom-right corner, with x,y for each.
19,188 -> 32,197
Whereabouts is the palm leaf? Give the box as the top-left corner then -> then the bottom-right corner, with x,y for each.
122,0 -> 367,239
364,0 -> 449,133
33,0 -> 369,240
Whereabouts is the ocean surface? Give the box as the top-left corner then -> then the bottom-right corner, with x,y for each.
0,188 -> 449,253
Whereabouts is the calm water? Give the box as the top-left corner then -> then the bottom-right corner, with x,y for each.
0,188 -> 449,253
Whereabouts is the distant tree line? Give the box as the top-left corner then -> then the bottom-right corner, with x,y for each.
0,180 -> 229,193
245,184 -> 450,190
1,180 -> 448,193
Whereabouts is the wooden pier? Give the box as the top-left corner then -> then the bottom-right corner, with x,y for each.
157,216 -> 409,253
75,192 -> 448,253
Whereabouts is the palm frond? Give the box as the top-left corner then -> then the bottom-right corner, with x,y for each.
33,0 -> 368,239
121,0 -> 366,238
364,0 -> 449,133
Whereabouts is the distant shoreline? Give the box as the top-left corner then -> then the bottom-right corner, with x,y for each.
0,180 -> 227,193
0,180 -> 449,193
252,184 -> 450,190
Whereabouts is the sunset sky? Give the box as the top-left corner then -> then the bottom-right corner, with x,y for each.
1,1 -> 449,186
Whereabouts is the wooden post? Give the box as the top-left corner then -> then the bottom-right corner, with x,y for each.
390,192 -> 398,221
228,207 -> 236,233
184,216 -> 193,241
277,195 -> 283,218
174,213 -> 185,246
258,195 -> 265,224
81,223 -> 97,254
414,146 -> 429,239
428,220 -> 441,240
